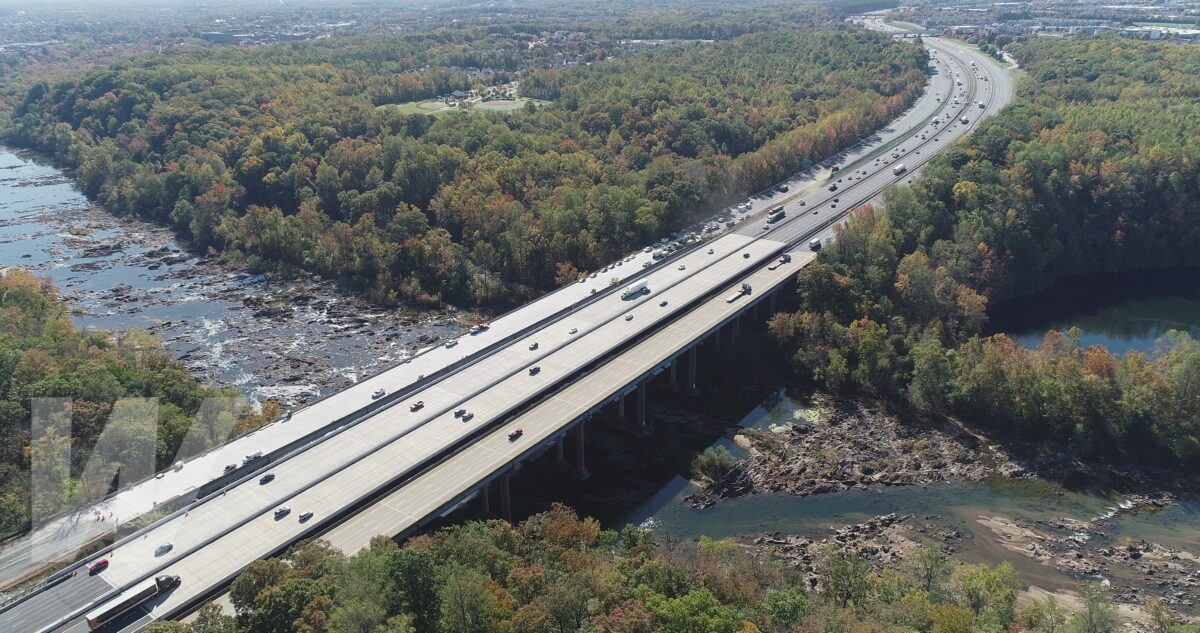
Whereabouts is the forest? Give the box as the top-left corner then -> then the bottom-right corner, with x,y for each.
769,35 -> 1200,466
143,504 -> 1194,633
2,26 -> 927,308
0,270 -> 272,538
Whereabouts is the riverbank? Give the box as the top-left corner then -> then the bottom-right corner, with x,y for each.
684,389 -> 1197,513
0,148 -> 465,405
743,510 -> 1196,628
570,380 -> 1199,623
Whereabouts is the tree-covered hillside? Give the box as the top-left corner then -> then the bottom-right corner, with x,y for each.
770,35 -> 1200,466
0,270 -> 270,538
3,28 -> 926,308
143,504 -> 1194,633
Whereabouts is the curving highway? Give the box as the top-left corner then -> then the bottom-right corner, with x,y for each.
0,33 -> 1012,633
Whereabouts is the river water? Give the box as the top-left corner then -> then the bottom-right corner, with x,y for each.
615,270 -> 1200,600
0,148 -> 461,405
990,268 -> 1200,356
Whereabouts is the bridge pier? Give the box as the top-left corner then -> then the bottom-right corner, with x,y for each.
668,358 -> 679,388
499,474 -> 512,522
553,436 -> 569,471
573,424 -> 589,480
768,290 -> 778,316
479,484 -> 491,516
730,317 -> 740,348
685,346 -> 698,396
635,382 -> 650,434
617,394 -> 626,419
713,326 -> 722,352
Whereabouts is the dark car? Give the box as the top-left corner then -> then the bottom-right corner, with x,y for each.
260,473 -> 275,484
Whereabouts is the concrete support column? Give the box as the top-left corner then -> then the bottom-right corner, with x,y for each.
731,317 -> 740,348
554,436 -> 569,471
479,483 -> 491,516
498,473 -> 512,522
574,423 -> 589,479
713,326 -> 722,351
768,290 -> 778,316
617,395 -> 626,419
668,358 -> 678,387
685,346 -> 698,396
635,382 -> 648,431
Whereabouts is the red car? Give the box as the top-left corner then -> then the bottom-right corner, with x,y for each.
89,559 -> 109,575
409,401 -> 425,412
508,428 -> 524,442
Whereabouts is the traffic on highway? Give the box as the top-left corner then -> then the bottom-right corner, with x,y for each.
0,35 -> 1011,633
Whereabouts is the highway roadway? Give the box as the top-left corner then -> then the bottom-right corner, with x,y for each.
0,35 -> 1012,633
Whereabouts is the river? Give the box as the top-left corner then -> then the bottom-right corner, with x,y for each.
989,268 -> 1200,356
0,148 -> 461,405
614,270 -> 1200,609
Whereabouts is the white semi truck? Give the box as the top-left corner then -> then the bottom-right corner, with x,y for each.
622,279 -> 650,299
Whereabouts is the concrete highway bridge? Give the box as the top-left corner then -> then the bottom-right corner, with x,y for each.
0,36 -> 1012,633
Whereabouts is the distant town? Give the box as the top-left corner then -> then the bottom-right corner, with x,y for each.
888,0 -> 1199,44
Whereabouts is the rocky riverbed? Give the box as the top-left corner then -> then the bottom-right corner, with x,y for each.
978,496 -> 1198,611
746,510 -> 1196,627
0,148 -> 464,405
684,395 -> 1027,509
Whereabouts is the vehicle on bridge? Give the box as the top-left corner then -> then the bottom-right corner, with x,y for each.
84,574 -> 180,631
621,280 -> 650,300
809,239 -> 823,251
508,428 -> 524,441
768,206 -> 786,223
371,389 -> 386,399
410,401 -> 425,412
893,164 -> 907,176
726,282 -> 752,303
89,559 -> 109,575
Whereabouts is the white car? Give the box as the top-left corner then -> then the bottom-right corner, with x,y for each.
444,340 -> 457,349
371,389 -> 386,399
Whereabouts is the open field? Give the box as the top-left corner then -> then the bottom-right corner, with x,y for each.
379,97 -> 552,115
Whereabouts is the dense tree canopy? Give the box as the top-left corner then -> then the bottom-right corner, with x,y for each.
0,271 -> 269,538
145,504 -> 1088,633
770,35 -> 1200,466
4,27 -> 926,308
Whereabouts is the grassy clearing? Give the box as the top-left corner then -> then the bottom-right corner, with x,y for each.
379,97 -> 552,115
